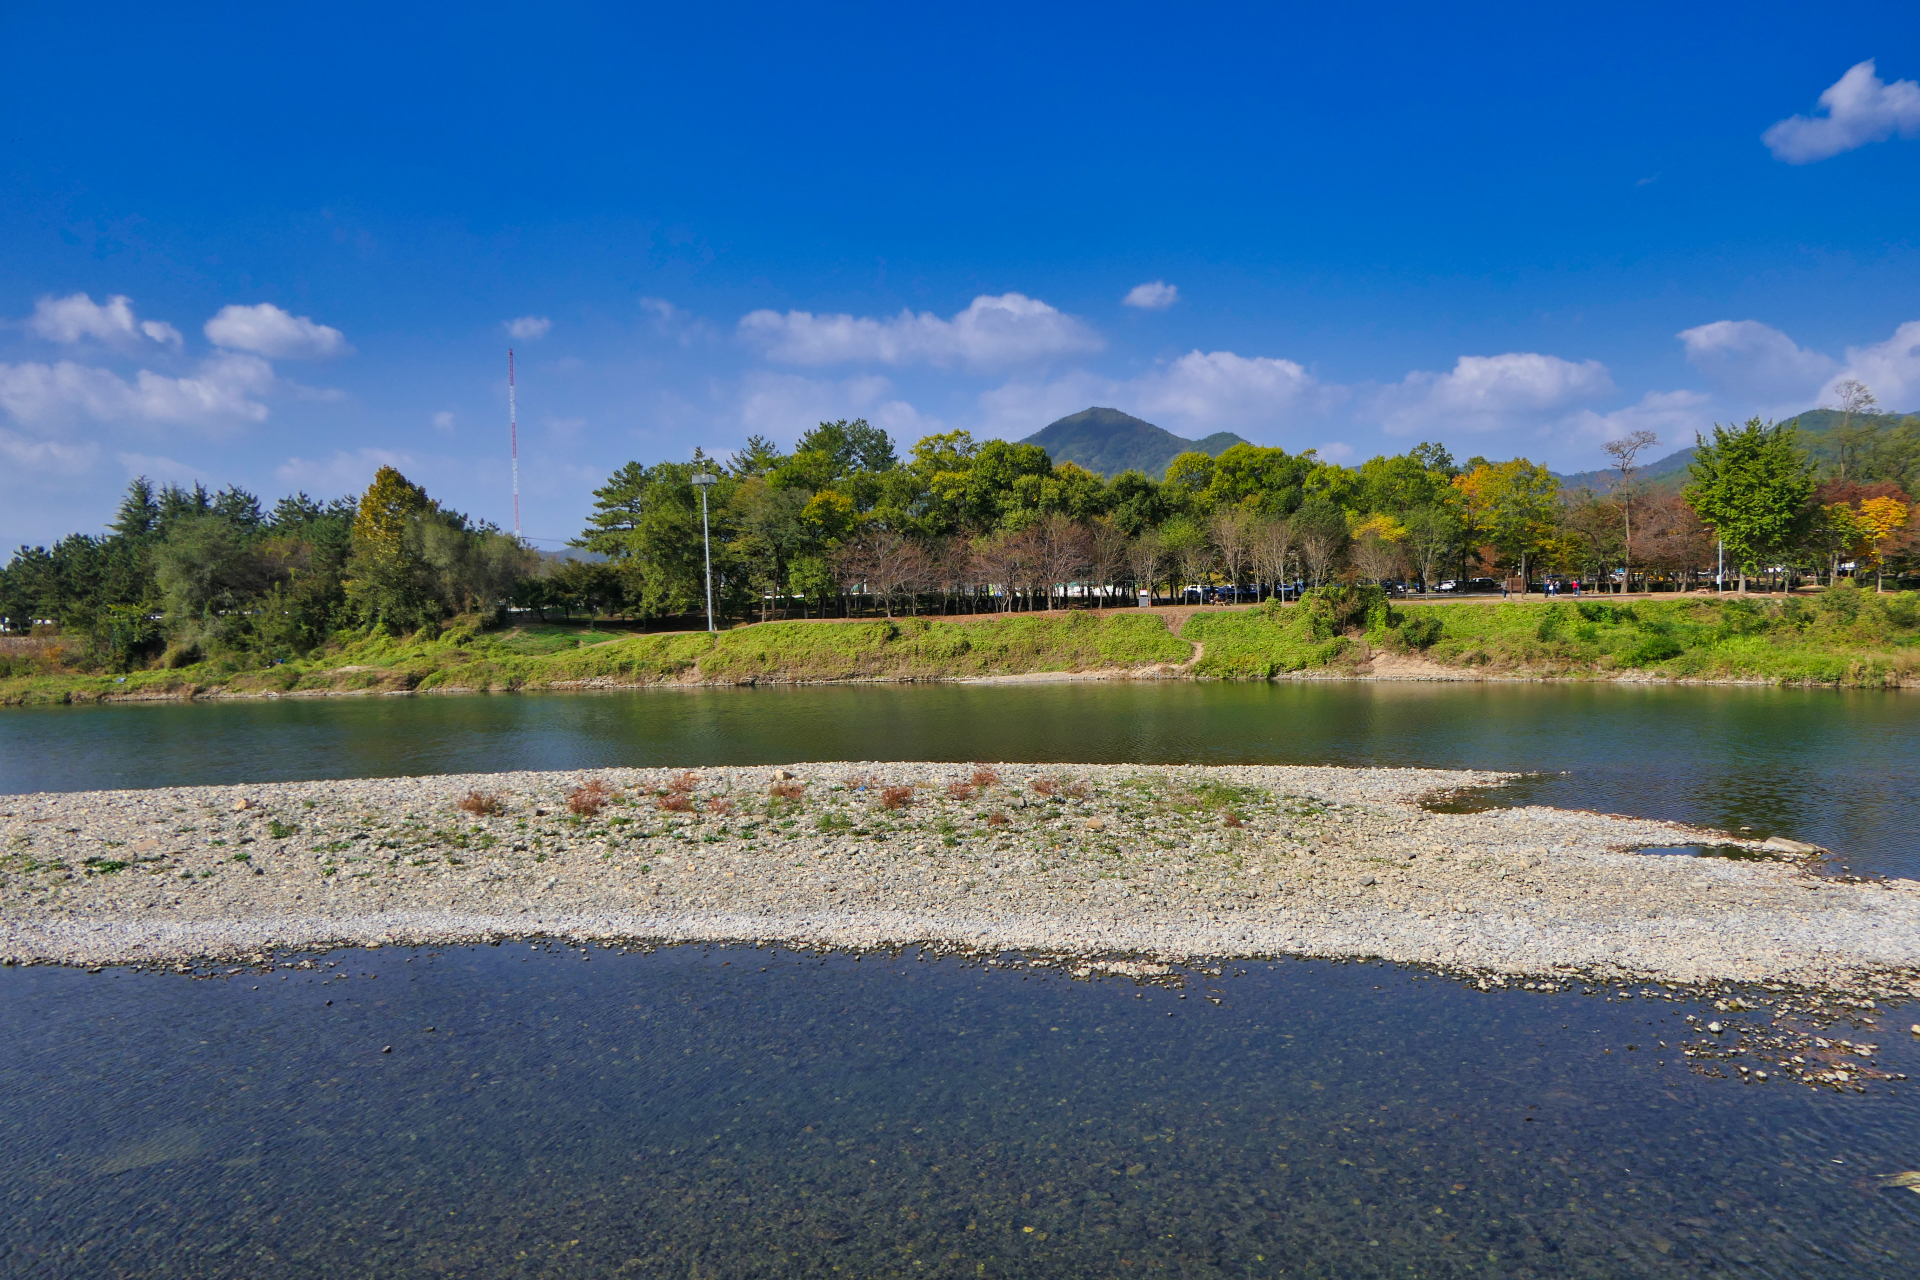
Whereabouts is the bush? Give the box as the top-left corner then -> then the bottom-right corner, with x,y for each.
457,790 -> 504,817
567,779 -> 611,815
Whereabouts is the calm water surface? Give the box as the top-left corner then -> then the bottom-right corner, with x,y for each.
4,946 -> 1919,1279
3,681 -> 1915,876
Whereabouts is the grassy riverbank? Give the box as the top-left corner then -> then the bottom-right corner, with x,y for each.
3,586 -> 1918,705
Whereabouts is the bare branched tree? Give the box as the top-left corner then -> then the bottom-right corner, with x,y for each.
1602,429 -> 1660,594
1829,378 -> 1879,480
1031,515 -> 1093,611
1209,507 -> 1256,601
1250,519 -> 1293,599
1087,518 -> 1130,608
1127,530 -> 1165,606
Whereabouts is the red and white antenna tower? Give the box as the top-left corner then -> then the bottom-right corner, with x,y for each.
508,349 -> 521,539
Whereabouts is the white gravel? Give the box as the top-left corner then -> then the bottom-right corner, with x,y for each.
4,762 -> 1917,992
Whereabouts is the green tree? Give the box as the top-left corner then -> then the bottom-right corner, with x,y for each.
1684,418 -> 1817,593
1453,460 -> 1558,590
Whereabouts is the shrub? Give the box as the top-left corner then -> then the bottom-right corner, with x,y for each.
268,819 -> 298,840
457,790 -> 504,817
985,811 -> 1010,827
880,785 -> 913,810
1030,777 -> 1059,797
657,793 -> 693,813
665,771 -> 700,795
1395,613 -> 1443,649
567,779 -> 611,816
706,796 -> 734,815
844,771 -> 878,791
946,781 -> 976,801
770,780 -> 805,801
970,766 -> 1000,789
1577,601 -> 1635,625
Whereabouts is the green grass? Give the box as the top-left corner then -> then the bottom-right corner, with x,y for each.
6,585 -> 1920,704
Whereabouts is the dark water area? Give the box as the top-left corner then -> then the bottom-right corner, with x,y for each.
4,681 -> 1917,879
4,945 -> 1919,1279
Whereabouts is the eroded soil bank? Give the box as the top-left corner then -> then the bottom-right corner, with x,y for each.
4,763 -> 1917,993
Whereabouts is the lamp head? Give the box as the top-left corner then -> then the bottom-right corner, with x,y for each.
690,472 -> 718,488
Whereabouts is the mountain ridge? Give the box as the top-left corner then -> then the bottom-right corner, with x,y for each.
1020,407 -> 1248,478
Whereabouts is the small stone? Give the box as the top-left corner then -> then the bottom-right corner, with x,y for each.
1361,875 -> 1377,886
1085,817 -> 1107,832
231,799 -> 254,812
1707,1021 -> 1724,1034
772,769 -> 794,781
382,1045 -> 391,1053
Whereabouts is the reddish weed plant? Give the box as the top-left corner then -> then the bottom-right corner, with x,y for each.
985,811 -> 1010,827
456,790 -> 503,817
567,779 -> 611,816
1224,812 -> 1244,828
706,796 -> 735,815
1029,778 -> 1059,797
656,793 -> 694,813
843,771 -> 878,791
770,780 -> 806,802
970,766 -> 1000,789
1063,779 -> 1093,801
880,785 -> 914,810
665,771 -> 700,795
946,781 -> 976,801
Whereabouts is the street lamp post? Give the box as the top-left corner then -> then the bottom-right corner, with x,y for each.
691,472 -> 718,632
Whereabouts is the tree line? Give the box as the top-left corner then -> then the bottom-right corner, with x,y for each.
568,412 -> 1917,622
0,467 -> 537,670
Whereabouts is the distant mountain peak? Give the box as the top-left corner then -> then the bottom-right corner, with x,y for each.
1021,407 -> 1248,478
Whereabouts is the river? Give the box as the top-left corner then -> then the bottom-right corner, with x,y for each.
3,682 -> 1918,1277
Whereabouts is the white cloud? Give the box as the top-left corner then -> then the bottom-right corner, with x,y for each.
639,297 -> 681,321
1565,389 -> 1714,450
739,292 -> 1103,371
115,451 -> 209,486
275,447 -> 415,495
1122,281 -> 1179,310
0,428 -> 98,473
432,410 -> 456,433
27,293 -> 182,349
1823,320 -> 1920,412
505,315 -> 552,341
975,351 -> 1331,442
1314,441 -> 1356,463
734,371 -> 938,444
0,353 -> 274,429
1677,319 -> 1838,405
1374,353 -> 1614,435
1135,350 -> 1325,430
1763,60 -> 1920,163
204,303 -> 350,359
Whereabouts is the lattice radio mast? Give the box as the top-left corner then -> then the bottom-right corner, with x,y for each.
508,350 -> 521,539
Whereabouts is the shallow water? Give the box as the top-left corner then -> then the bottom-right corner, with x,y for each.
4,681 -> 1916,878
2,945 -> 1917,1279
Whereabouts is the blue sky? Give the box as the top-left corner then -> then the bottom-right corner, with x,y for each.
3,1 -> 1919,550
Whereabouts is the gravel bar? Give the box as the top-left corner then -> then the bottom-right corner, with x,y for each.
4,763 -> 1916,992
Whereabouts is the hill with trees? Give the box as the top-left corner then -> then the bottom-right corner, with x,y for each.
1019,407 -> 1247,478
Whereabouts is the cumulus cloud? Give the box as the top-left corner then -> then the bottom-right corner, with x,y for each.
735,370 -> 938,443
1763,60 -> 1920,163
976,351 -> 1332,443
1823,321 -> 1920,412
204,303 -> 350,360
1122,281 -> 1179,310
275,447 -> 416,494
1373,353 -> 1614,435
505,315 -> 552,341
27,293 -> 182,349
0,428 -> 98,473
1565,390 -> 1715,450
1677,319 -> 1838,404
115,451 -> 209,486
1135,350 -> 1324,428
739,293 -> 1102,371
0,353 -> 274,429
